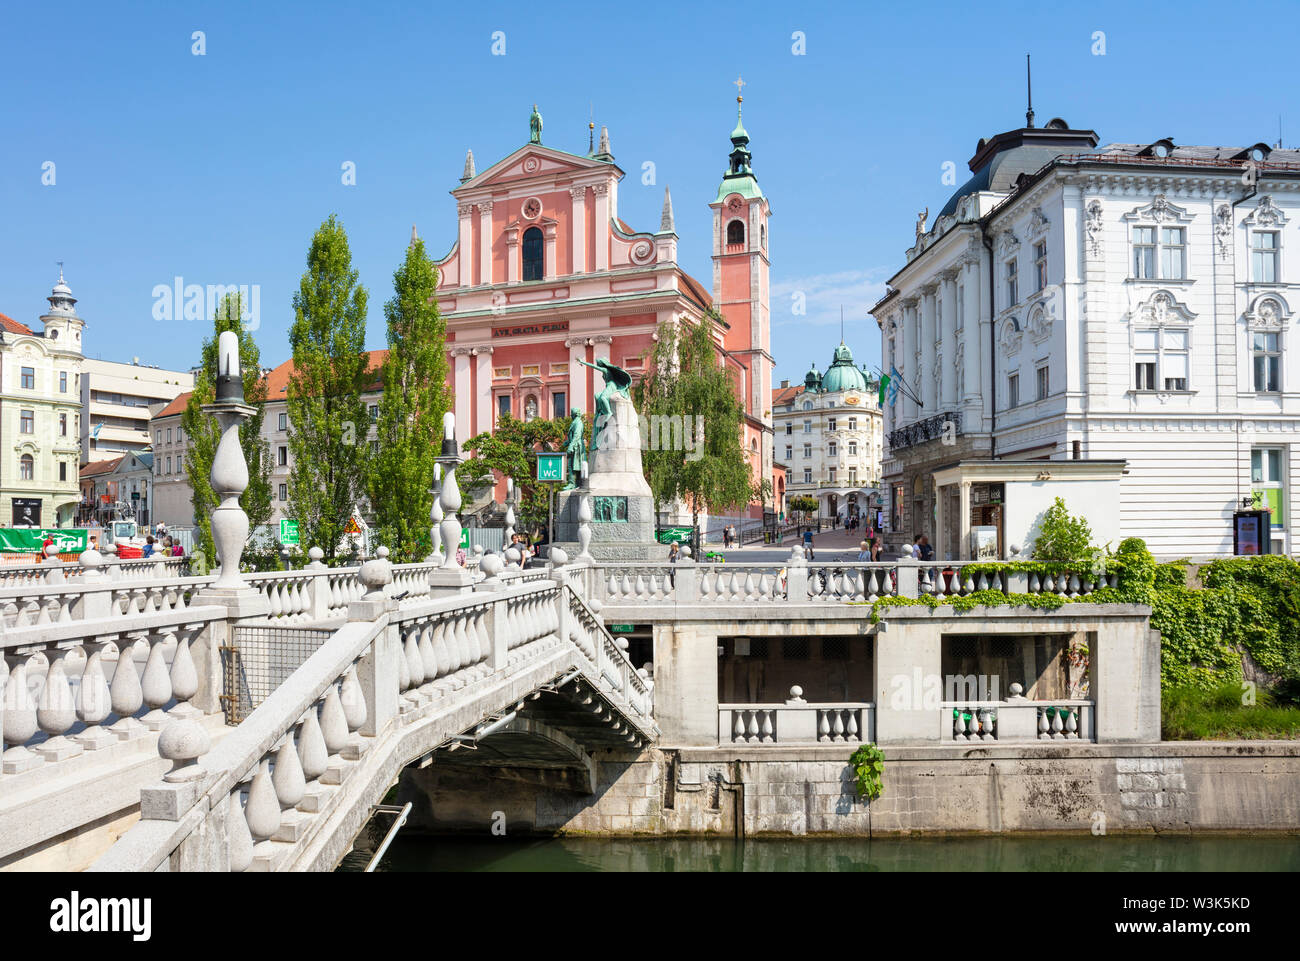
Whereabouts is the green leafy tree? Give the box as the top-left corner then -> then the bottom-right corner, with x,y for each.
366,236 -> 451,561
788,495 -> 819,525
634,310 -> 753,531
1031,497 -> 1098,562
181,292 -> 272,564
461,413 -> 588,540
286,215 -> 371,561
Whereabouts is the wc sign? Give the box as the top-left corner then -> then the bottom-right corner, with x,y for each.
536,453 -> 567,482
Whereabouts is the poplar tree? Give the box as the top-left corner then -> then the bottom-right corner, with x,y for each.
634,309 -> 754,531
286,215 -> 371,561
366,236 -> 451,560
181,292 -> 272,566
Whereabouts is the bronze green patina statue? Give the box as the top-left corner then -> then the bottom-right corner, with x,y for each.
562,408 -> 587,490
576,357 -> 632,453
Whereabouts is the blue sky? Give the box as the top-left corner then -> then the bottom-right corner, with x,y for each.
2,0 -> 1297,386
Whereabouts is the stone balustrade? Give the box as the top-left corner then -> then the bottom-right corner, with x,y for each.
944,699 -> 1095,742
720,694 -> 875,745
91,551 -> 653,872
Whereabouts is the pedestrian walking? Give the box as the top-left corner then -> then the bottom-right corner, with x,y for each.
856,540 -> 871,562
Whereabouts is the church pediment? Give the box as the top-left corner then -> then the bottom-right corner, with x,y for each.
456,145 -> 619,193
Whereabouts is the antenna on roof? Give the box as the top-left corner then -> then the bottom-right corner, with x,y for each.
1279,115 -> 1284,150
1025,54 -> 1035,128
589,102 -> 595,155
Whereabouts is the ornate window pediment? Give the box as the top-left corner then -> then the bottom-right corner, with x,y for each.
1029,205 -> 1050,237
1027,301 -> 1055,342
996,231 -> 1020,259
1122,194 -> 1193,224
1242,195 -> 1288,228
1245,294 -> 1291,330
1133,289 -> 1195,327
999,317 -> 1023,355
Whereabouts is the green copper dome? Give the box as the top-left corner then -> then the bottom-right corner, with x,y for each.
819,342 -> 869,394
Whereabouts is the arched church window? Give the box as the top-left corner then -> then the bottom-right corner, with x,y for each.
727,220 -> 745,245
522,226 -> 544,281
760,224 -> 766,249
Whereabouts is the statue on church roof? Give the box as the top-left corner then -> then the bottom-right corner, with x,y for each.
915,207 -> 929,243
529,104 -> 543,145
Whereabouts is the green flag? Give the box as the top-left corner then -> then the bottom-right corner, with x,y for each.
878,374 -> 890,407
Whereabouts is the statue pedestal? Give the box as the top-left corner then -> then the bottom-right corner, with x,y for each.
553,394 -> 667,562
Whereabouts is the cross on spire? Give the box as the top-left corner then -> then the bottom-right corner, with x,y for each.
733,75 -> 745,101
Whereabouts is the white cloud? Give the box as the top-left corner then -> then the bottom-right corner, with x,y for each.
770,268 -> 889,378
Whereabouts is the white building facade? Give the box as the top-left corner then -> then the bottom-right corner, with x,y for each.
81,357 -> 193,464
774,343 -> 883,525
874,117 -> 1300,558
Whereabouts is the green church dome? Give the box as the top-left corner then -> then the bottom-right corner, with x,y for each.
820,342 -> 869,394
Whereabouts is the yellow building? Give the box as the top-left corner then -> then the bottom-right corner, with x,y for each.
0,273 -> 85,526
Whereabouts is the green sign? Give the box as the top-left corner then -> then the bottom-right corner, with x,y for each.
459,529 -> 470,550
536,452 -> 567,482
0,528 -> 89,553
610,624 -> 635,633
655,527 -> 693,545
279,519 -> 301,546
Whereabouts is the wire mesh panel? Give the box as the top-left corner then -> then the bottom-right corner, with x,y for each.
222,624 -> 334,724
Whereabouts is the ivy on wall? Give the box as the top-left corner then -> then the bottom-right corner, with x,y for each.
867,537 -> 1300,694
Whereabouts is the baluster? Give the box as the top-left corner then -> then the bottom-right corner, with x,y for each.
846,709 -> 859,742
396,636 -> 411,702
417,624 -> 438,691
2,658 -> 41,772
1051,707 -> 1064,738
74,642 -> 116,749
35,646 -> 82,761
1028,572 -> 1041,594
244,758 -> 281,843
109,637 -> 147,740
732,711 -> 745,743
140,630 -> 175,731
339,665 -> 368,757
272,733 -> 306,811
1038,708 -> 1050,739
818,710 -> 831,742
228,788 -> 254,873
297,708 -> 328,783
745,710 -> 759,743
404,628 -> 425,694
430,620 -> 452,684
1064,708 -> 1078,738
831,710 -> 845,742
759,710 -> 774,743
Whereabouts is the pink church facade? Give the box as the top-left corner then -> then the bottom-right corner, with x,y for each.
433,102 -> 774,514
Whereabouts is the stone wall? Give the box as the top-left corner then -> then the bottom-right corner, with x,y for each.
399,742 -> 1300,838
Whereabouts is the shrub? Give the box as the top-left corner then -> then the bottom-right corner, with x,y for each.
849,743 -> 885,801
1031,497 -> 1101,563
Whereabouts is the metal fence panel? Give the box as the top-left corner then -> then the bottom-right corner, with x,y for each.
221,624 -> 334,724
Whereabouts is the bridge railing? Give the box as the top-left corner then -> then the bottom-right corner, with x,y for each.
0,553 -> 186,590
92,555 -> 653,873
720,700 -> 875,745
586,555 -> 1119,606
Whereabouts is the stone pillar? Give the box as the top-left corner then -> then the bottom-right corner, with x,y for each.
977,244 -> 992,431
1093,616 -> 1161,743
652,622 -> 718,746
429,412 -> 473,595
919,284 -> 937,415
478,201 -> 494,286
940,270 -> 958,408
506,228 -> 519,284
567,337 -> 587,418
934,485 -> 947,561
349,548 -> 399,739
570,186 -> 587,274
873,618 -> 942,744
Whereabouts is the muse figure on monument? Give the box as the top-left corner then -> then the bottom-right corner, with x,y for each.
575,357 -> 632,453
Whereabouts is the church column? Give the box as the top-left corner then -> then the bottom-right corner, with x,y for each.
961,254 -> 982,415
958,480 -> 972,560
452,347 -> 473,441
592,332 -> 612,370
592,184 -> 610,271
544,223 -> 558,279
570,186 -> 587,274
977,243 -> 993,431
457,204 -> 473,285
473,346 -> 493,436
478,201 -> 494,286
939,269 -> 958,410
920,284 -> 938,417
506,227 -> 519,284
567,337 -> 588,420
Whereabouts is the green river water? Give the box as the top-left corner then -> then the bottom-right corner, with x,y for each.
339,834 -> 1300,872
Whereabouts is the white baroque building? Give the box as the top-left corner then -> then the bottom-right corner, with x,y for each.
773,342 -> 883,524
873,115 -> 1300,558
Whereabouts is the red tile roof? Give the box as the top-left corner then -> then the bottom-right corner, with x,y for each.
154,391 -> 193,419
260,350 -> 389,399
0,312 -> 35,336
80,456 -> 125,478
771,384 -> 805,406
